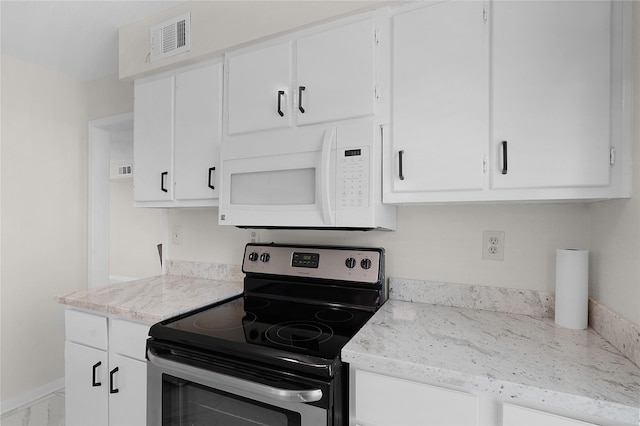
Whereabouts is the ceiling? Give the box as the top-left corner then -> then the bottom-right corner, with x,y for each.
1,0 -> 185,82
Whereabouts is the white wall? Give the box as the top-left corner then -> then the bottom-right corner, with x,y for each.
1,55 -> 88,401
587,3 -> 640,325
169,203 -> 589,291
0,61 -> 140,406
109,179 -> 163,279
87,74 -> 134,121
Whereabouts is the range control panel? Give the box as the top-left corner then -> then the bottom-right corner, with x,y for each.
242,243 -> 382,284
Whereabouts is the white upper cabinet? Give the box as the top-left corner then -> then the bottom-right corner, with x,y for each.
226,42 -> 293,135
134,76 -> 174,203
490,0 -> 612,190
174,64 -> 223,201
296,18 -> 376,126
385,0 -> 486,202
134,60 -> 223,207
225,14 -> 379,136
384,0 -> 630,204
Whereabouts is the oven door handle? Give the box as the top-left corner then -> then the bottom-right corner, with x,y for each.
147,349 -> 323,403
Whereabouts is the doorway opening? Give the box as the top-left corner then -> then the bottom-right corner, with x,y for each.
88,113 -> 164,288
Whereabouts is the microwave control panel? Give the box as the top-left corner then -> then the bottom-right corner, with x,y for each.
337,146 -> 370,208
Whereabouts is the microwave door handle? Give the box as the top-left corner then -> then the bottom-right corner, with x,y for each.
147,349 -> 323,403
321,128 -> 336,226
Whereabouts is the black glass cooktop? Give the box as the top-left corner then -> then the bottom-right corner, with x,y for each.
150,294 -> 374,366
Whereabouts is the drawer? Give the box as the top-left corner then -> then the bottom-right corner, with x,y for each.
65,310 -> 108,350
503,403 -> 596,426
109,319 -> 150,361
355,369 -> 479,426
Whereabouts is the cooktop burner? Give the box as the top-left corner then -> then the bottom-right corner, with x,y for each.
157,295 -> 374,361
148,243 -> 386,378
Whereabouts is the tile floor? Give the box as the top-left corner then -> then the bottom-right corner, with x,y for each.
0,390 -> 65,426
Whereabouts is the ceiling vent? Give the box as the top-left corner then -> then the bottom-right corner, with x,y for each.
150,13 -> 191,63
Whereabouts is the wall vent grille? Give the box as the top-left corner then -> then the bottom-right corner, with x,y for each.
150,12 -> 190,63
111,163 -> 133,180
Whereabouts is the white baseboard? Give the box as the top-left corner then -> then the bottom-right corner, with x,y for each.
0,377 -> 64,415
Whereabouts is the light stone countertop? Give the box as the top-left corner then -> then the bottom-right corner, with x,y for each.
56,274 -> 243,324
342,299 -> 640,425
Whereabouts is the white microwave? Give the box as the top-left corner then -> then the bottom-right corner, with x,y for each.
219,119 -> 396,230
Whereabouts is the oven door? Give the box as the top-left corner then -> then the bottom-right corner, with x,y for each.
147,346 -> 329,426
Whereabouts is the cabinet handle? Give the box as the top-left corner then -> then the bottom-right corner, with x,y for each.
298,86 -> 306,113
109,367 -> 119,394
208,167 -> 216,190
160,171 -> 168,193
399,150 -> 405,181
501,141 -> 508,175
92,361 -> 102,387
277,90 -> 285,117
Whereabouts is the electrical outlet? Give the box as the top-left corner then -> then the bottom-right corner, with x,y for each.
482,230 -> 504,261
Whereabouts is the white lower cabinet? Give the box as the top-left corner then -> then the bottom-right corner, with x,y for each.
351,368 -> 617,426
65,341 -> 108,426
64,310 -> 149,426
354,369 -> 479,426
502,404 -> 596,426
107,353 -> 147,426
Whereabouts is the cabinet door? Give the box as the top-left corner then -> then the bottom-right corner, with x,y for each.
227,41 -> 293,135
108,353 -> 147,426
296,17 -> 376,126
133,76 -> 174,201
65,342 -> 108,426
503,403 -> 596,426
174,63 -> 223,201
491,1 -> 611,190
355,370 -> 478,426
388,1 -> 486,197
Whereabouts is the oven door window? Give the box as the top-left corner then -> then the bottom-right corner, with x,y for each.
162,375 -> 301,426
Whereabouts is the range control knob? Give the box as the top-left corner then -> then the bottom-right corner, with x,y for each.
248,252 -> 259,262
345,257 -> 356,269
360,258 -> 372,270
259,252 -> 270,263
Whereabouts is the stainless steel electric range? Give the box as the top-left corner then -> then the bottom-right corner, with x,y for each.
146,243 -> 386,426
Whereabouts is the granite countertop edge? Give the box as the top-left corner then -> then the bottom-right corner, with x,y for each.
56,274 -> 244,324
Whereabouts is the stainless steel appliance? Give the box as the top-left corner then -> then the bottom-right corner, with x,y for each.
147,243 -> 386,425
